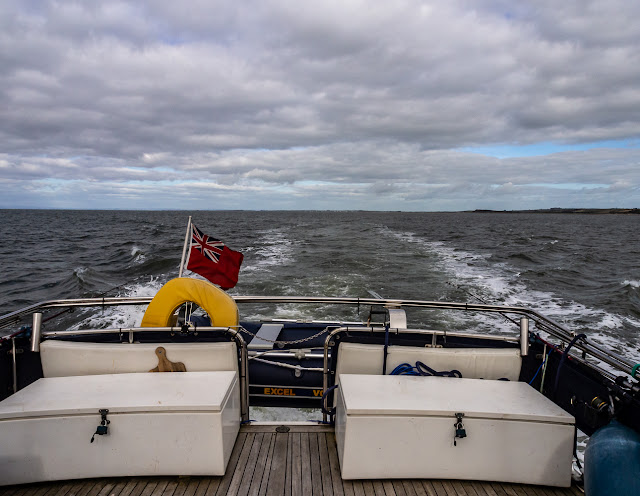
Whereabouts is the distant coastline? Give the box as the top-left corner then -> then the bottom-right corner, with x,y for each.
471,208 -> 640,214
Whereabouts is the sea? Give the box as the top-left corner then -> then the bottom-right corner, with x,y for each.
1,209 -> 639,426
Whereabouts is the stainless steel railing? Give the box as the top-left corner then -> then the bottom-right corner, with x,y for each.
1,295 -> 637,380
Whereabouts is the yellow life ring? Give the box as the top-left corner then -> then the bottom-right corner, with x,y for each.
140,278 -> 239,328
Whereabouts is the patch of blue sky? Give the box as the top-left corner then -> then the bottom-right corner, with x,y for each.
160,35 -> 187,46
526,183 -> 608,190
460,139 -> 640,159
295,180 -> 337,186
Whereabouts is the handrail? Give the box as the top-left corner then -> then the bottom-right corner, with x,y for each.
1,295 -> 637,378
1,295 -> 539,327
36,325 -> 250,422
0,297 -> 153,330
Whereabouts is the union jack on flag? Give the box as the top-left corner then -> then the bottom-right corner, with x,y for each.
191,225 -> 225,264
186,222 -> 243,289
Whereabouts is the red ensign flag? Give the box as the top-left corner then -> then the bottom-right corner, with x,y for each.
186,224 -> 243,290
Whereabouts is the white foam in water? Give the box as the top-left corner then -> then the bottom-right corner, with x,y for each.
241,228 -> 295,273
73,267 -> 88,281
70,276 -> 165,329
250,406 -> 322,422
130,245 -> 146,264
381,226 -> 637,466
379,227 -> 640,364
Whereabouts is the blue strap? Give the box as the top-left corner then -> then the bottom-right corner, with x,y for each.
553,333 -> 586,399
416,361 -> 462,378
321,384 -> 339,418
389,361 -> 461,378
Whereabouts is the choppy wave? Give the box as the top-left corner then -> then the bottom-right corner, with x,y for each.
377,225 -> 640,362
69,276 -> 164,330
130,245 -> 146,264
241,228 -> 295,273
2,210 -> 639,361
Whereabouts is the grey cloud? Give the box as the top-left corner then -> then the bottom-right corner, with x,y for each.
1,0 -> 639,210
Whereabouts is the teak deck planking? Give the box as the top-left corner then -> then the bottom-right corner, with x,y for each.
0,424 -> 583,496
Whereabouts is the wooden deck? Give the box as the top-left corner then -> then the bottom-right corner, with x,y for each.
0,424 -> 583,496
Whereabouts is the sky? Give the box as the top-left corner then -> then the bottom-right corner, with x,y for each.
1,0 -> 639,211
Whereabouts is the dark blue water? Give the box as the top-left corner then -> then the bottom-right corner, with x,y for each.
1,210 -> 639,358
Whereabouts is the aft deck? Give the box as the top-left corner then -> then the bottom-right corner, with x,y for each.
0,424 -> 583,496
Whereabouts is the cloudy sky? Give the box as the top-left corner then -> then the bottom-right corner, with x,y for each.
1,0 -> 639,211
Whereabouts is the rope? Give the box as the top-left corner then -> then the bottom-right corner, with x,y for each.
238,325 -> 334,346
96,278 -> 142,298
529,348 -> 553,385
249,357 -> 323,372
390,361 -> 462,378
540,343 -> 550,393
632,363 -> 640,380
42,277 -> 151,328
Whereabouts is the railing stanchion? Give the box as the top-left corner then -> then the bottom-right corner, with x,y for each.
31,312 -> 42,353
520,317 -> 529,357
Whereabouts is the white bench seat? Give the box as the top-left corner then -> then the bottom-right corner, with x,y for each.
335,374 -> 575,487
0,371 -> 240,486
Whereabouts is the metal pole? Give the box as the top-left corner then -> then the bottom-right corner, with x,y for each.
11,338 -> 17,393
520,317 -> 529,357
31,312 -> 42,352
178,216 -> 192,277
240,340 -> 250,422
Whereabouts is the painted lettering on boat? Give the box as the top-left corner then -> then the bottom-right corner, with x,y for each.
312,389 -> 323,397
263,387 -> 296,396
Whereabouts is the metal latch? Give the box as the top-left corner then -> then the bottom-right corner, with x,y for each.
90,409 -> 110,443
453,412 -> 466,446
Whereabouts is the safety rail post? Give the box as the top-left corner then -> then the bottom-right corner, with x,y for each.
520,317 -> 529,357
323,327 -> 346,423
235,330 -> 250,423
322,326 -> 373,423
30,312 -> 42,353
11,338 -> 17,393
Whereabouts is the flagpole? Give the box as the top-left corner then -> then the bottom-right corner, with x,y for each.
178,216 -> 192,277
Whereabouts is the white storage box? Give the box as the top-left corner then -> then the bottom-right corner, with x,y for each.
336,375 -> 575,487
0,371 -> 240,486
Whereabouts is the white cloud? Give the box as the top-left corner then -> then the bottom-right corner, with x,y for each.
0,0 -> 639,209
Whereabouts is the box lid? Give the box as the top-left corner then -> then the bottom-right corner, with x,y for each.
339,375 -> 574,425
0,371 -> 237,420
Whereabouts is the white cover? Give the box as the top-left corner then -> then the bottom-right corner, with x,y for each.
339,375 -> 572,423
387,346 -> 521,381
0,371 -> 240,485
334,343 -> 522,382
335,342 -> 385,379
335,374 -> 574,486
40,340 -> 238,377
